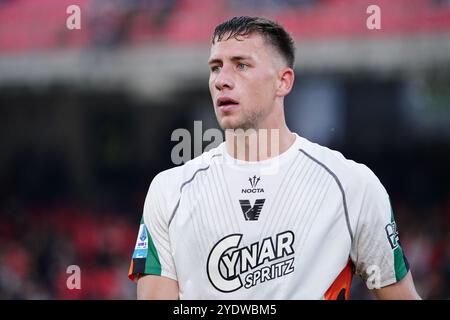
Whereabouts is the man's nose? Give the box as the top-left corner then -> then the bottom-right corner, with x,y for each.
214,67 -> 234,91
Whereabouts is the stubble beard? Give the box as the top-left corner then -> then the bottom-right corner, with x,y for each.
217,106 -> 267,132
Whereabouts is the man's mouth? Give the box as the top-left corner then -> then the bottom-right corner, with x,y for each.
217,97 -> 239,112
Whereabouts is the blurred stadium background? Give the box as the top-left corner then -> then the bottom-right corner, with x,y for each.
0,0 -> 449,299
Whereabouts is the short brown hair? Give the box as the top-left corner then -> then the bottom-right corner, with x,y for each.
212,16 -> 296,68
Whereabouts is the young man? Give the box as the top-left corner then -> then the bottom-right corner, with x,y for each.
128,16 -> 421,299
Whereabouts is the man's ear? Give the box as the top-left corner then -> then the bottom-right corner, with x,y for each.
276,67 -> 295,97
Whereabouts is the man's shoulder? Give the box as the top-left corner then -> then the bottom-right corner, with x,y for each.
151,142 -> 225,191
142,143 -> 225,219
297,135 -> 380,188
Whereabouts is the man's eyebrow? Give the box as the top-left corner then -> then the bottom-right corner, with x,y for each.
208,58 -> 221,66
231,55 -> 253,62
208,55 -> 253,65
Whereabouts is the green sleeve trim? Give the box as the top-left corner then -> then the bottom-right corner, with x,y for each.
394,246 -> 408,281
389,201 -> 409,282
133,215 -> 162,276
145,229 -> 162,276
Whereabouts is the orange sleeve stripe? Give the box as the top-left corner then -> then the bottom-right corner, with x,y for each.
324,259 -> 353,300
128,259 -> 136,281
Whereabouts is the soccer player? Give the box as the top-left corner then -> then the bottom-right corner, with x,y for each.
128,16 -> 421,299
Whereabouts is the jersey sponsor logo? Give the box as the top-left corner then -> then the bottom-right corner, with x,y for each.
241,188 -> 265,194
242,176 -> 264,193
249,175 -> 260,188
132,224 -> 149,259
135,224 -> 148,250
385,221 -> 399,249
239,199 -> 265,221
139,226 -> 147,242
206,231 -> 295,293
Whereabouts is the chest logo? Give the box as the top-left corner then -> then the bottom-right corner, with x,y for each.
239,199 -> 265,221
206,231 -> 295,293
241,176 -> 264,194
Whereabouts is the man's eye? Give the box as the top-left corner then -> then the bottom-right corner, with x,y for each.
211,66 -> 220,72
237,63 -> 247,70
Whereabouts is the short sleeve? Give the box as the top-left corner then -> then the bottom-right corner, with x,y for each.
350,167 -> 409,289
128,174 -> 177,282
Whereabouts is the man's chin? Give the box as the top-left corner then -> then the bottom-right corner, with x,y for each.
219,120 -> 244,131
217,115 -> 255,131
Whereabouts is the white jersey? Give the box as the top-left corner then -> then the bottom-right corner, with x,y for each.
129,133 -> 409,299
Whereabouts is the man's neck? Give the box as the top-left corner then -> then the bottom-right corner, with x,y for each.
224,125 -> 295,162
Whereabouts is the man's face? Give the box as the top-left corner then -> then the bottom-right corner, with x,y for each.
208,33 -> 282,130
